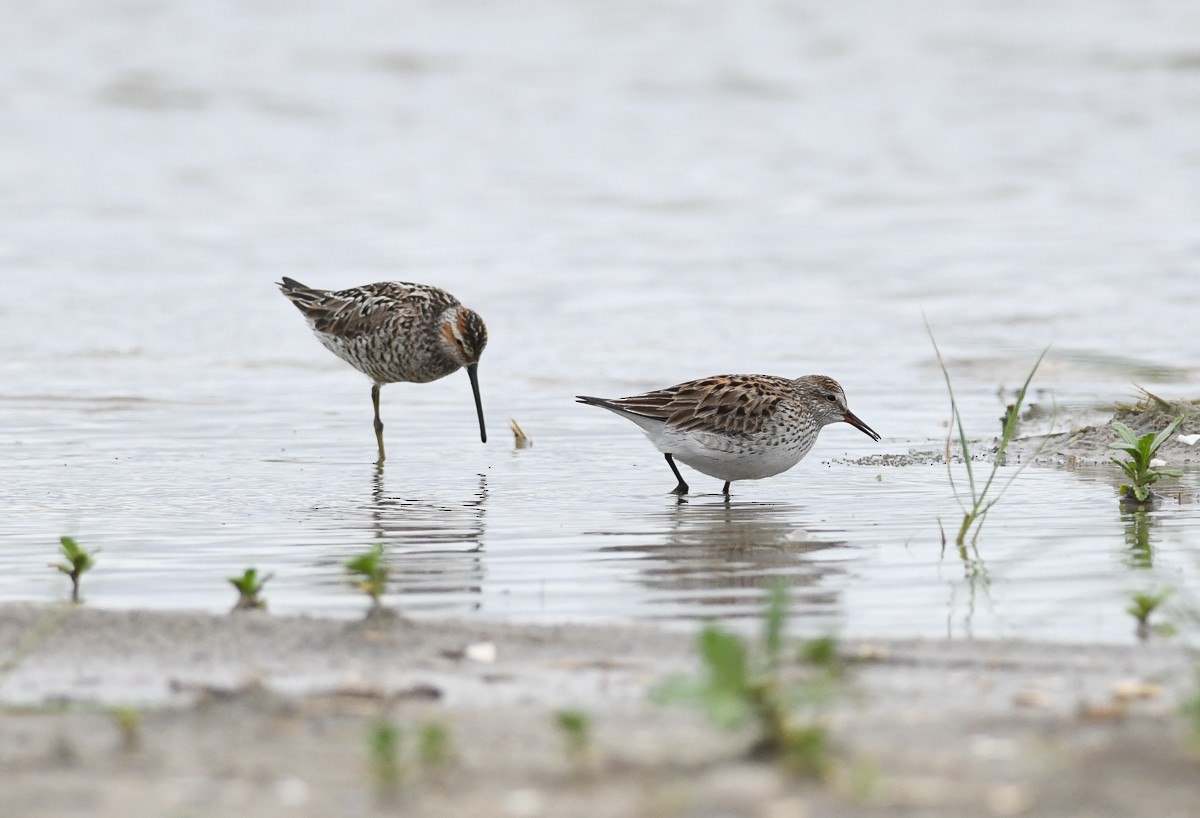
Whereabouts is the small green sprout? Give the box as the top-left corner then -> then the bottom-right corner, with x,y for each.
52,536 -> 97,603
417,721 -> 452,769
229,568 -> 273,611
1126,590 -> 1172,640
346,544 -> 390,610
366,719 -> 403,798
655,580 -> 841,777
110,706 -> 142,752
799,636 -> 840,671
1183,675 -> 1200,750
1110,416 -> 1184,505
553,710 -> 593,764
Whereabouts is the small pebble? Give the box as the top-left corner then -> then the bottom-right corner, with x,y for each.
1112,679 -> 1161,701
1012,688 -> 1051,709
466,641 -> 498,663
503,788 -> 544,818
276,777 -> 310,806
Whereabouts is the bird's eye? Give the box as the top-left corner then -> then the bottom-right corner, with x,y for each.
825,394 -> 836,402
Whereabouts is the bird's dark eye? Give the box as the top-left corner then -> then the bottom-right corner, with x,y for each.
825,394 -> 836,402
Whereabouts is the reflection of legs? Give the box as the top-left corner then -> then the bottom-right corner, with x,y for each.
722,481 -> 731,496
371,384 -> 386,463
372,459 -> 385,507
665,454 -> 689,496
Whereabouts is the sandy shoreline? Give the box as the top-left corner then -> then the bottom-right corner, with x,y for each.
1,602 -> 1196,817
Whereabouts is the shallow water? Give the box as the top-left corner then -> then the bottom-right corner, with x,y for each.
3,0 -> 1200,643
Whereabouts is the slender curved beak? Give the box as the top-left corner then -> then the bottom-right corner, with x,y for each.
467,363 -> 487,443
843,410 -> 880,442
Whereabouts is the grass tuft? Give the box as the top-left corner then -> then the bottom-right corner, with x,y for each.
926,322 -> 1048,547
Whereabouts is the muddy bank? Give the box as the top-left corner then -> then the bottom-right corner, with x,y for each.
840,394 -> 1200,471
1,603 -> 1196,818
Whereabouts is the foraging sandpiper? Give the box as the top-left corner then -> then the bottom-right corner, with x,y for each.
279,277 -> 487,462
577,374 -> 879,496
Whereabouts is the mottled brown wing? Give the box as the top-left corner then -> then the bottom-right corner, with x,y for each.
607,375 -> 789,436
285,280 -> 459,339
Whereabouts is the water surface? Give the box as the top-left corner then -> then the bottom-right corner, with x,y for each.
3,0 -> 1200,643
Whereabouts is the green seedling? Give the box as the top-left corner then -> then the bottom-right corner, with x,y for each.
346,544 -> 390,610
417,721 -> 452,769
927,324 -> 1048,547
655,580 -> 840,777
1127,590 -> 1172,640
366,719 -> 403,799
1184,674 -> 1200,750
1110,416 -> 1184,505
799,636 -> 841,672
553,710 -> 593,765
229,568 -> 273,611
52,536 -> 97,603
110,706 -> 142,752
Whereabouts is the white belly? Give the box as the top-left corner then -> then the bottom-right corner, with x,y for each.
647,428 -> 814,482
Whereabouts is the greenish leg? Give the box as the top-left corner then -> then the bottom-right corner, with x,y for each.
372,384 -> 386,463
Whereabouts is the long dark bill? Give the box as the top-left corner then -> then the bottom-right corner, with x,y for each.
467,363 -> 487,443
844,410 -> 881,442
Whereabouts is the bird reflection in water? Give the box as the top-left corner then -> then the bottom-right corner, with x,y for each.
596,500 -> 851,619
363,464 -> 489,612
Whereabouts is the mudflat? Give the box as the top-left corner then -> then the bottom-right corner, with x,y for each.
0,603 -> 1194,818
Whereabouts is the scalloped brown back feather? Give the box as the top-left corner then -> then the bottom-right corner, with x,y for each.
593,374 -> 795,436
279,278 -> 461,339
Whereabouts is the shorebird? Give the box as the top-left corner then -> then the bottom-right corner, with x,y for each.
278,277 -> 487,462
577,374 -> 879,496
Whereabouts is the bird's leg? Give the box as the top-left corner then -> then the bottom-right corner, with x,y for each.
721,481 -> 731,497
664,454 -> 689,496
371,384 -> 386,464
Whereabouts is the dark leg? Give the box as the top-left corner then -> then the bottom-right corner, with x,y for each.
722,481 -> 731,496
664,453 -> 689,496
371,384 -> 386,463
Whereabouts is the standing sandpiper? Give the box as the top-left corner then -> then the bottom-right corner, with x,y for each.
278,277 -> 488,462
577,374 -> 879,496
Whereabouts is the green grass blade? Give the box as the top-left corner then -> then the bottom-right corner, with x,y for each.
975,347 -> 1047,503
925,319 -> 976,508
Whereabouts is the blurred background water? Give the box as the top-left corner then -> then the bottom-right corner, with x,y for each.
2,0 -> 1200,641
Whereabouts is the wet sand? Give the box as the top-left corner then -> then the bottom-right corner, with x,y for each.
843,395 -> 1200,470
1,602 -> 1195,818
